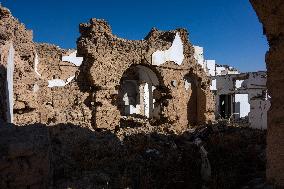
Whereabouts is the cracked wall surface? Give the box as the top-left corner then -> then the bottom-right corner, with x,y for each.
250,0 -> 284,186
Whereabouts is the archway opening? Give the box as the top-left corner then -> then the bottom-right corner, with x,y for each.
117,65 -> 161,120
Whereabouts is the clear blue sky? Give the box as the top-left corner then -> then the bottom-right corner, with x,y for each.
2,0 -> 268,72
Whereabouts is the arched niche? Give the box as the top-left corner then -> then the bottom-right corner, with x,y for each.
184,72 -> 208,126
184,74 -> 198,125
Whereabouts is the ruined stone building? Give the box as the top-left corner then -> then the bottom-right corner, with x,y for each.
194,46 -> 269,130
0,1 -> 283,187
0,6 -> 215,131
214,71 -> 269,130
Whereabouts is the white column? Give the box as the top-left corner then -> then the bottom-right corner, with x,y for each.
148,83 -> 154,118
143,83 -> 150,118
6,43 -> 15,123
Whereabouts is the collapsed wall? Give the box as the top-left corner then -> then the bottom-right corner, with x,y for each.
0,5 -> 214,131
34,44 -> 92,127
250,0 -> 284,186
0,6 -> 38,124
0,6 -> 92,128
77,18 -> 215,131
213,71 -> 269,129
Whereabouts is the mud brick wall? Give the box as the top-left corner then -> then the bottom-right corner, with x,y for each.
250,0 -> 284,186
77,19 -> 215,130
0,5 -> 214,131
35,44 -> 92,128
0,43 -> 9,123
0,6 -> 92,128
0,6 -> 38,124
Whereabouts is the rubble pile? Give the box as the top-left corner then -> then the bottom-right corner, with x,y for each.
0,125 -> 50,189
0,122 -> 267,189
50,124 -> 201,189
204,126 -> 267,188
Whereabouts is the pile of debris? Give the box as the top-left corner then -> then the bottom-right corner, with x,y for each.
52,121 -> 268,189
0,121 -> 267,189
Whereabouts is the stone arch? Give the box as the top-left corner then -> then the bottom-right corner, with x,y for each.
117,65 -> 163,119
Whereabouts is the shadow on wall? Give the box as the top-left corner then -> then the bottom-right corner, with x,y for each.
0,64 -> 7,124
185,71 -> 207,126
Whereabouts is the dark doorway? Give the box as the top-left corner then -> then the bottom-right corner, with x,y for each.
219,94 -> 232,118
